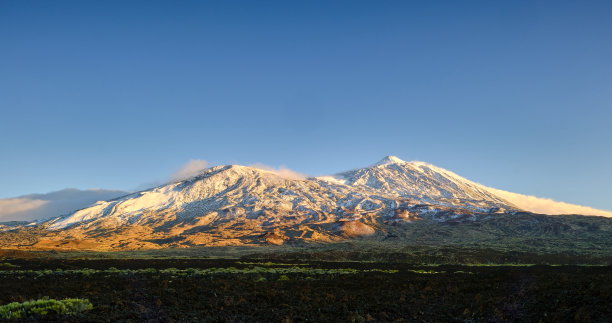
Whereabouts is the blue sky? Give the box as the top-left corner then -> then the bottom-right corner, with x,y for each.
1,1 -> 611,210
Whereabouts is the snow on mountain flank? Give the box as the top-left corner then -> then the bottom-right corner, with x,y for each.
45,156 -> 612,233
9,156 -> 608,250
318,156 -> 516,212
329,156 -> 612,218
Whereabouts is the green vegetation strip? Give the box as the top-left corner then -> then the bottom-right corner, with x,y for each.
0,298 -> 92,319
464,263 -> 536,267
236,261 -> 309,266
408,269 -> 443,274
0,267 -> 399,278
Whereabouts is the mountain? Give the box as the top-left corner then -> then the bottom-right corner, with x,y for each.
1,157 -> 611,252
319,158 -> 612,217
0,189 -> 130,222
317,156 -> 516,213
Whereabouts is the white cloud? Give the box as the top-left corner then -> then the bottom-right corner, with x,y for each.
170,159 -> 209,181
0,189 -> 128,222
0,198 -> 49,219
485,187 -> 612,217
249,163 -> 307,180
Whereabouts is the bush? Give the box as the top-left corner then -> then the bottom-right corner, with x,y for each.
0,298 -> 93,319
0,262 -> 18,268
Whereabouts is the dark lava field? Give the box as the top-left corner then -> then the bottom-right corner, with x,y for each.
0,255 -> 610,322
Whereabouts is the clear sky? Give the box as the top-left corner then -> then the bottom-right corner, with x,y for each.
1,1 -> 611,211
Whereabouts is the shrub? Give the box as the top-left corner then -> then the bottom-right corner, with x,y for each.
0,298 -> 93,319
0,262 -> 18,268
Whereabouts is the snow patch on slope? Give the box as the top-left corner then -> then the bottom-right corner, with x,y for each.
48,183 -> 185,229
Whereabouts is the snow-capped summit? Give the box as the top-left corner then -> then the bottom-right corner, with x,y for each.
319,157 -> 515,212
374,155 -> 407,166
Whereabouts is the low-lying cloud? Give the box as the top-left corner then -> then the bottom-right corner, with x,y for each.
249,163 -> 307,180
0,189 -> 129,222
170,159 -> 209,182
0,198 -> 49,217
485,187 -> 612,217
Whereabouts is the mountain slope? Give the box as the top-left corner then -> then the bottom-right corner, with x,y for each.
47,165 -> 351,230
316,156 -> 517,213
36,165 -> 379,248
1,156 -> 611,251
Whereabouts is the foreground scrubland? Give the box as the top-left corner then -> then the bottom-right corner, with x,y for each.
0,247 -> 610,322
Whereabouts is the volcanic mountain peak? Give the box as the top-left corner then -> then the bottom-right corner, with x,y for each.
318,157 -> 515,212
44,163 -> 352,233
374,155 -> 407,166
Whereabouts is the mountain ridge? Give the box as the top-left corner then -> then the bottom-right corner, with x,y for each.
1,156 -> 611,251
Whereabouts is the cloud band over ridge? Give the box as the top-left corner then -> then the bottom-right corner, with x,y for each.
485,187 -> 612,217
